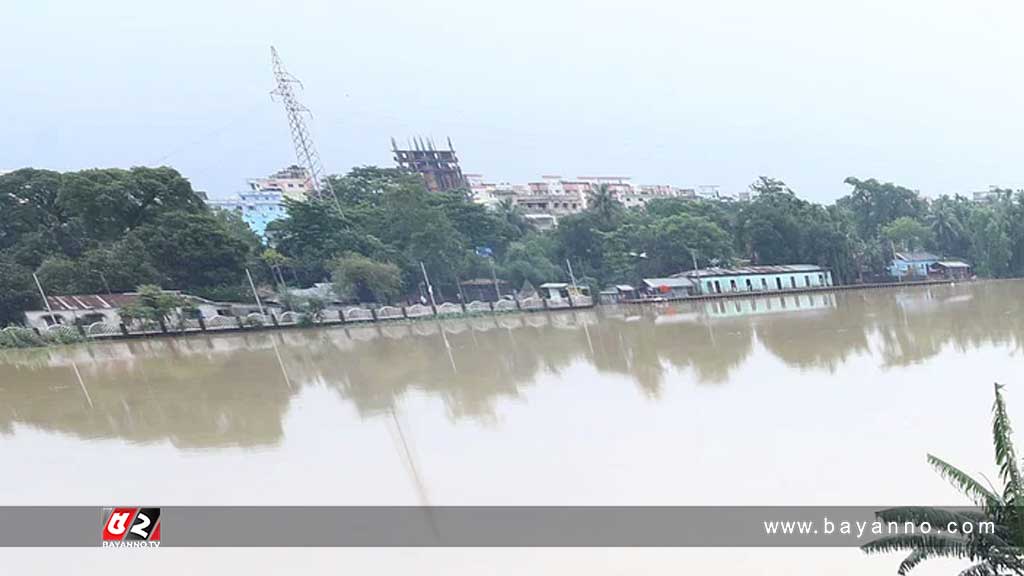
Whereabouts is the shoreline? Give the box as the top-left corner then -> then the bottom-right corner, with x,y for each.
619,278 -> 965,304
3,279 -> 979,349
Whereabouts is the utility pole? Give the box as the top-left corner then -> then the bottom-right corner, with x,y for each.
93,270 -> 111,295
270,46 -> 341,212
420,261 -> 438,310
566,259 -> 579,291
32,273 -> 54,321
489,258 -> 502,300
246,268 -> 265,316
690,249 -> 701,295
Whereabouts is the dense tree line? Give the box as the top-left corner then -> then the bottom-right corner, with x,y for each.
269,169 -> 1024,298
0,167 -> 264,324
3,165 -> 1024,325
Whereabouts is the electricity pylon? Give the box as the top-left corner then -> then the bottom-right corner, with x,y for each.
269,46 -> 340,209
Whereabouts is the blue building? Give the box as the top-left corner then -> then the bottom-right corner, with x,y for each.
207,190 -> 286,238
682,265 -> 833,295
888,252 -> 939,279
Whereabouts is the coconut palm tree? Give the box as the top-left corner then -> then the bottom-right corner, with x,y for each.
496,198 -> 532,236
586,183 -> 623,224
862,383 -> 1024,575
928,202 -> 965,256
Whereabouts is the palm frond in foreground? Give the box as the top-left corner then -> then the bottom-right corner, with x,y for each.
862,383 -> 1024,575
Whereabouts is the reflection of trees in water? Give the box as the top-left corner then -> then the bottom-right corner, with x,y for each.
754,296 -> 870,372
0,339 -> 292,448
870,283 -> 1024,367
1,282 -> 1023,447
286,318 -> 590,420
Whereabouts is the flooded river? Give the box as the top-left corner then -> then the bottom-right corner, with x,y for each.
2,281 -> 1022,574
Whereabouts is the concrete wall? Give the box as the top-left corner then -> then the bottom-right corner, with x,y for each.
24,308 -> 120,330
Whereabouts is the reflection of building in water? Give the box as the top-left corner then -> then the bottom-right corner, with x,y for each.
894,288 -> 973,313
702,293 -> 837,319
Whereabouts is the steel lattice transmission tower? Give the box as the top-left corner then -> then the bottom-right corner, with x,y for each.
269,46 -> 339,208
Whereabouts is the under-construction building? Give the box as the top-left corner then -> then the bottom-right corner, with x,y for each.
392,137 -> 466,192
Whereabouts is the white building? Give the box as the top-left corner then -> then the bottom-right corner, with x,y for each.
248,165 -> 315,201
464,172 -> 730,226
695,185 -> 721,200
465,173 -> 521,208
971,186 -> 1015,203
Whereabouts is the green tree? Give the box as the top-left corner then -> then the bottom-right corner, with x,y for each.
554,212 -> 614,285
500,233 -> 563,289
839,177 -> 928,241
267,197 -> 381,284
749,176 -> 792,197
119,285 -> 189,328
633,213 -> 733,277
645,197 -> 738,237
586,183 -> 624,225
381,183 -> 468,295
967,208 -> 1013,277
0,169 -> 82,266
35,257 -> 88,294
331,254 -> 403,304
882,217 -> 934,252
431,189 -> 506,251
129,210 -> 253,289
261,248 -> 290,290
862,384 -> 1024,575
495,198 -> 533,238
928,198 -> 968,257
0,258 -> 39,326
78,238 -> 163,293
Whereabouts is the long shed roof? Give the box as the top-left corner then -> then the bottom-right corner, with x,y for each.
680,265 -> 828,279
643,277 -> 694,288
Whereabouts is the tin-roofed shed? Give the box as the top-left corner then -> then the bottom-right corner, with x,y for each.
681,265 -> 833,295
642,277 -> 696,299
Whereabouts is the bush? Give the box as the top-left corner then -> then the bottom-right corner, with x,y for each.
0,325 -> 85,349
190,284 -> 256,303
331,254 -> 402,304
0,326 -> 45,348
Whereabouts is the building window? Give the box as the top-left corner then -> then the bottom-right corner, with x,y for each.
42,314 -> 64,326
745,279 -> 752,291
730,279 -> 737,292
776,278 -> 783,290
80,312 -> 106,325
804,275 -> 810,287
818,274 -> 825,285
761,278 -> 768,290
714,280 -> 722,294
790,277 -> 797,289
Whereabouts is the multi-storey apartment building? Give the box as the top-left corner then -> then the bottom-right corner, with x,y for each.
247,165 -> 315,201
207,166 -> 313,237
466,172 -> 736,227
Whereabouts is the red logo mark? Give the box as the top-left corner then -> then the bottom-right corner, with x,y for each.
103,507 -> 161,541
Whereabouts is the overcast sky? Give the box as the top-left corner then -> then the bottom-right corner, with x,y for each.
3,0 -> 1023,201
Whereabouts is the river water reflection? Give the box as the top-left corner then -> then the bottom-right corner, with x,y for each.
2,281 -> 1022,574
